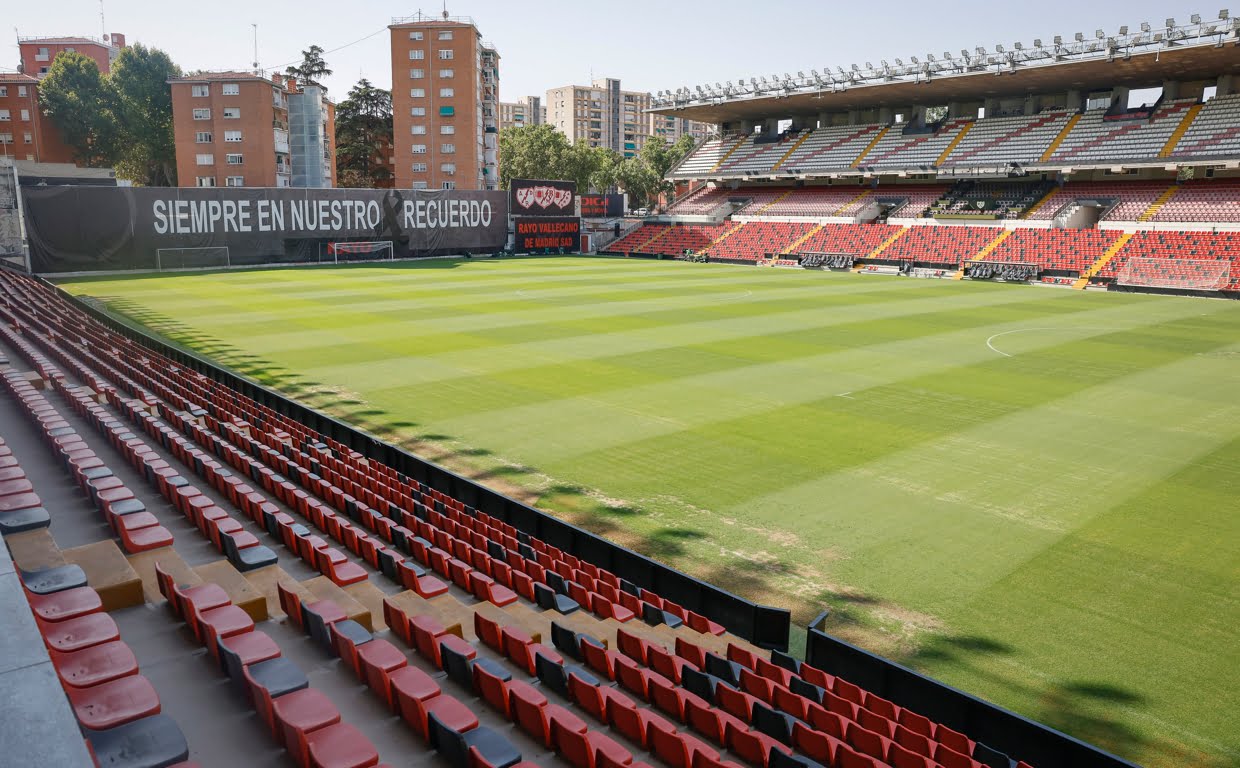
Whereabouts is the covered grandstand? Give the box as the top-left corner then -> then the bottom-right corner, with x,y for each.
608,13 -> 1240,296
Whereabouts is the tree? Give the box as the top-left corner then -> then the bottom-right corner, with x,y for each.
109,45 -> 181,186
286,45 -> 332,85
614,134 -> 698,208
38,52 -> 118,167
498,124 -> 572,189
334,79 -> 392,188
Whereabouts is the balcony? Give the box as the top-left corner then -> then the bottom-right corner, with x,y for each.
274,128 -> 290,154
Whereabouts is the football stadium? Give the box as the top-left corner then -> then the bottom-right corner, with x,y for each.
1,8 -> 1239,768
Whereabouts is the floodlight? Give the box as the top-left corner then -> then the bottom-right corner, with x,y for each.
961,49 -> 969,57
995,44 -> 1005,53
927,53 -> 936,61
910,56 -> 919,64
851,63 -> 859,71
975,46 -> 986,55
810,69 -> 818,77
1221,10 -> 1230,20
1033,38 -> 1042,47
716,82 -> 722,88
1141,22 -> 1151,32
1074,32 -> 1084,42
1191,13 -> 1201,23
1053,35 -> 1063,44
1166,18 -> 1175,27
894,58 -> 903,66
865,62 -> 873,69
1119,25 -> 1128,35
798,71 -> 805,78
943,51 -> 951,58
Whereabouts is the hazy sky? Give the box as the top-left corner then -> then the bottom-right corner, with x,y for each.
4,1 -> 1218,101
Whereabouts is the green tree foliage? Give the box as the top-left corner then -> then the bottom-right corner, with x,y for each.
38,52 -> 117,168
286,45 -> 332,85
498,125 -> 700,207
334,79 -> 393,188
39,46 -> 182,184
109,45 -> 181,186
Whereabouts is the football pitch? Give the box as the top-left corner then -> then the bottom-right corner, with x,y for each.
61,256 -> 1240,768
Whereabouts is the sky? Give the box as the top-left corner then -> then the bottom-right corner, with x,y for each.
4,0 -> 1221,102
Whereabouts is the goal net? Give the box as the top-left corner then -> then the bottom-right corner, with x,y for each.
327,240 -> 395,263
1116,257 -> 1231,291
156,246 -> 230,271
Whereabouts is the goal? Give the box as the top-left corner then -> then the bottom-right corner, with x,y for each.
326,240 -> 396,263
155,246 -> 230,271
1116,257 -> 1231,291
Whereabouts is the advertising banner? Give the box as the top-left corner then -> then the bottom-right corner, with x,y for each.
514,216 -> 581,253
509,179 -> 576,217
579,193 -> 625,218
21,186 -> 509,273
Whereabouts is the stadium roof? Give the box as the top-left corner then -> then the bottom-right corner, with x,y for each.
651,20 -> 1240,124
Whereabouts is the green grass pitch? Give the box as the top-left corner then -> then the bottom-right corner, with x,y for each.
61,256 -> 1240,768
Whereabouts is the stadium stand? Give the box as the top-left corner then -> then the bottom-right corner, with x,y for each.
857,120 -> 972,170
1042,99 -> 1198,163
928,180 -> 1054,220
1020,181 -> 1171,222
1167,94 -> 1240,159
778,124 -> 889,176
1150,180 -> 1240,222
939,111 -> 1075,168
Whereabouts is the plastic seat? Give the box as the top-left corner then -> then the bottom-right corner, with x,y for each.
509,680 -> 551,746
66,674 -> 162,730
473,658 -> 514,717
273,688 -> 340,761
219,630 -> 282,686
605,693 -> 658,748
303,600 -> 348,652
19,564 -> 88,595
304,722 -> 379,768
37,612 -> 120,653
244,657 -> 310,734
330,619 -> 374,679
52,640 -> 139,688
581,640 -> 618,681
433,719 -> 522,768
650,720 -> 719,768
411,614 -> 455,666
197,604 -> 255,660
27,585 -> 103,622
409,693 -> 479,744
84,714 -> 189,768
390,665 -> 442,724
357,638 -> 408,709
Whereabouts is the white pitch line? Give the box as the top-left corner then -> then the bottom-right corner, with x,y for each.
836,392 -> 854,399
985,326 -> 1097,358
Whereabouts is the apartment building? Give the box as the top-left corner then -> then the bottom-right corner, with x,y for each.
547,77 -> 714,157
498,96 -> 545,131
18,33 -> 126,78
389,12 -> 500,190
0,74 -> 75,163
170,72 -> 336,188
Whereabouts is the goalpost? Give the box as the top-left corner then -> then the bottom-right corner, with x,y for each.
1116,258 -> 1231,291
325,240 -> 396,264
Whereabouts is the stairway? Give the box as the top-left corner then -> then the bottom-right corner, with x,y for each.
1159,103 -> 1203,157
934,121 -> 974,165
703,222 -> 746,256
1021,188 -> 1060,219
753,190 -> 794,214
771,130 -> 815,171
1040,113 -> 1082,162
831,190 -> 872,216
709,135 -> 750,173
971,229 -> 1014,261
780,223 -> 827,256
638,226 -> 671,253
1138,186 -> 1179,221
859,227 -> 909,266
851,126 -> 891,167
1072,231 -> 1134,289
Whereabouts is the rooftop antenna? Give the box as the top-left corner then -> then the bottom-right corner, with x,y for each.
251,23 -> 259,74
443,1 -> 449,20
99,0 -> 106,42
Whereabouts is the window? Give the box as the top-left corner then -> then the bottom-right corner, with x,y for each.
411,162 -> 428,172
0,133 -> 12,145
191,84 -> 209,97
224,130 -> 242,142
439,106 -> 454,116
411,125 -> 426,135
195,131 -> 213,143
411,144 -> 427,154
409,49 -> 425,60
20,109 -> 30,121
412,181 -> 429,189
437,49 -> 453,60
440,143 -> 455,154
439,88 -> 454,98
411,107 -> 426,116
192,108 -> 210,120
438,30 -> 454,40
441,181 -> 456,189
17,86 -> 27,97
225,176 -> 244,187
222,83 -> 240,95
0,110 -> 9,121
409,88 -> 425,98
408,31 -> 423,40
226,153 -> 243,165
223,107 -> 240,119
440,125 -> 455,135
409,68 -> 424,79
0,87 -> 6,97
195,153 -> 214,165
440,163 -> 455,173
438,68 -> 454,78
23,132 -> 32,144
196,176 -> 216,187
36,47 -> 50,60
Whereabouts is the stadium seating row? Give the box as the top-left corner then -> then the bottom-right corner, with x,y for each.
669,97 -> 1240,179
603,222 -> 1240,290
0,266 -> 1057,768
